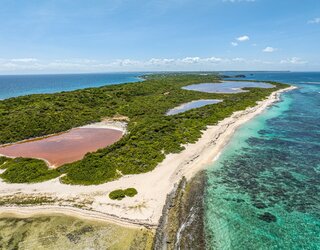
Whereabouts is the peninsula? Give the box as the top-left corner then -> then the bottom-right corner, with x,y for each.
0,74 -> 293,247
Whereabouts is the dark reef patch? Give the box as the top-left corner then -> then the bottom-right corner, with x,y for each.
258,212 -> 277,223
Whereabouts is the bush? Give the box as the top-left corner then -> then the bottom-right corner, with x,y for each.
109,189 -> 126,200
109,188 -> 138,200
125,188 -> 138,197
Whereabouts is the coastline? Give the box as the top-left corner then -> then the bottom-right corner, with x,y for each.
0,86 -> 296,229
154,172 -> 207,249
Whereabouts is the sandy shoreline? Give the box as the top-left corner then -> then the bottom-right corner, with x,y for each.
0,86 -> 296,228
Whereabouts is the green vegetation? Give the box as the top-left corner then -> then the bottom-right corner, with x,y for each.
125,188 -> 138,197
0,74 -> 289,184
109,188 -> 138,200
109,189 -> 126,200
0,158 -> 59,183
0,156 -> 11,168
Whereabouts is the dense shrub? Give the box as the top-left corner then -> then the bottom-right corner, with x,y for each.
109,189 -> 126,200
0,158 -> 59,183
0,156 -> 11,168
124,188 -> 138,197
109,188 -> 138,200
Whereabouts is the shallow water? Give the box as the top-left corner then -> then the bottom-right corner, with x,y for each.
205,73 -> 320,249
0,128 -> 123,167
0,215 -> 153,249
182,81 -> 274,93
166,99 -> 222,115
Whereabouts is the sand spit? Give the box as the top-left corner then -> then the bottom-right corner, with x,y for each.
80,120 -> 127,134
0,86 -> 296,228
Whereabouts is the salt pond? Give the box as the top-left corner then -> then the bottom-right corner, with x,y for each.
182,81 -> 274,93
0,127 -> 123,168
166,99 -> 222,115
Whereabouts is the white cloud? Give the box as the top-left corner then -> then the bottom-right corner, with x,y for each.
180,57 -> 201,64
0,56 -> 312,73
308,17 -> 320,24
148,58 -> 175,65
237,35 -> 250,42
231,42 -> 238,47
203,57 -> 223,63
280,57 -> 307,65
116,59 -> 141,66
263,47 -> 277,53
232,57 -> 245,62
11,58 -> 38,63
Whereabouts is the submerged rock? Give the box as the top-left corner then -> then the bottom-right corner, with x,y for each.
258,212 -> 277,223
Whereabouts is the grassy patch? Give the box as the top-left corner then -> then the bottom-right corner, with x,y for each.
109,188 -> 138,200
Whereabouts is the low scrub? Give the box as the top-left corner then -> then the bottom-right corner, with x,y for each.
109,188 -> 138,200
0,156 -> 11,169
0,158 -> 59,183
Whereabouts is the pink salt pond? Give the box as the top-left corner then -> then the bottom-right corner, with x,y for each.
0,127 -> 124,168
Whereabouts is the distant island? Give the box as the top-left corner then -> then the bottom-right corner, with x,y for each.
220,74 -> 246,78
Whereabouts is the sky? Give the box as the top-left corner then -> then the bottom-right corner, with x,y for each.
0,0 -> 319,74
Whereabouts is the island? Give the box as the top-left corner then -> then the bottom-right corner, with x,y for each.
0,74 -> 294,248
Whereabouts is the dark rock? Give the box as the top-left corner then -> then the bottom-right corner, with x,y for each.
254,201 -> 267,209
258,212 -> 277,223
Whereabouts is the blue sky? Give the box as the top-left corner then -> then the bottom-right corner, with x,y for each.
0,0 -> 319,73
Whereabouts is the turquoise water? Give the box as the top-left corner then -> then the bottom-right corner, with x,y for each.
182,81 -> 274,93
0,72 -> 142,100
205,73 -> 320,249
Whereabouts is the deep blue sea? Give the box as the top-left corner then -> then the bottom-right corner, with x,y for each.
0,72 -> 142,100
205,72 -> 320,249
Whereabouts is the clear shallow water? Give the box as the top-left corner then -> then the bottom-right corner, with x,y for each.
166,99 -> 222,115
0,72 -> 142,100
205,72 -> 320,249
182,81 -> 274,94
0,215 -> 153,249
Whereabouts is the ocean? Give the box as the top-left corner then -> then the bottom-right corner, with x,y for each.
0,72 -> 142,100
205,72 -> 320,249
